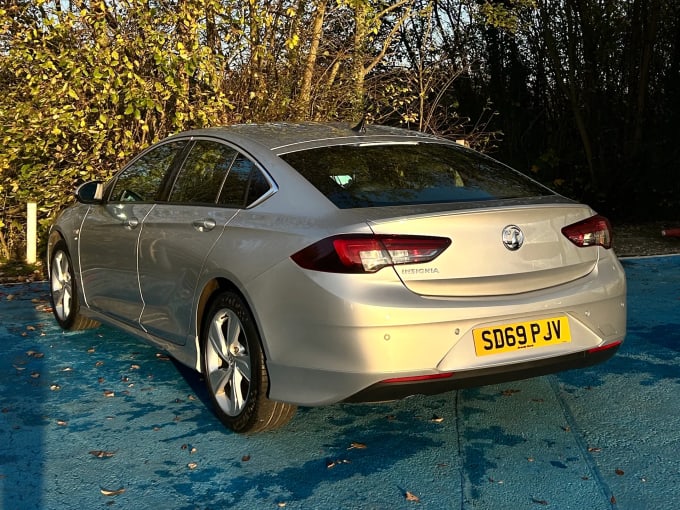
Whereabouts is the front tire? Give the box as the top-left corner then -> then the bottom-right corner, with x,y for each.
202,291 -> 296,433
49,241 -> 99,331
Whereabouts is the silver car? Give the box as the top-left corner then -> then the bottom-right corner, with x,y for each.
48,123 -> 626,433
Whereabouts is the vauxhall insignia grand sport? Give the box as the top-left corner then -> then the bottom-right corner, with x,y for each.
48,123 -> 626,433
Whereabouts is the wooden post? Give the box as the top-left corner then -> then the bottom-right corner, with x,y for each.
26,202 -> 37,264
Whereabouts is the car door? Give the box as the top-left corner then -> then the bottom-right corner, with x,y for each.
137,139 -> 245,344
78,140 -> 187,325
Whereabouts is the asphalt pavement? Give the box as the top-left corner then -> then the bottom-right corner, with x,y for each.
1,255 -> 678,510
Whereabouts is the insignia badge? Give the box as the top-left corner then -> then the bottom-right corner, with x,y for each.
502,225 -> 524,251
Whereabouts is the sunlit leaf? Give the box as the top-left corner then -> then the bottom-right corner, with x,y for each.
89,450 -> 116,458
405,491 -> 420,502
100,486 -> 125,496
348,442 -> 367,450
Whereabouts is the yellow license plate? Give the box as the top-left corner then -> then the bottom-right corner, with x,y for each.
473,316 -> 571,356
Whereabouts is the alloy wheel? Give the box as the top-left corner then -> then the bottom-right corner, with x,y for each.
51,250 -> 73,322
205,308 -> 252,417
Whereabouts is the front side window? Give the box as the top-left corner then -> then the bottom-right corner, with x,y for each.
109,141 -> 186,202
170,141 -> 237,204
280,143 -> 553,209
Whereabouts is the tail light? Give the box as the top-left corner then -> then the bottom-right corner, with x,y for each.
291,234 -> 451,273
561,215 -> 612,249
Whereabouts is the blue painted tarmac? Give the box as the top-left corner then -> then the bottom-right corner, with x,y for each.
1,255 -> 679,509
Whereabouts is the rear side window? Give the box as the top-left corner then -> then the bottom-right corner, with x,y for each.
109,141 -> 186,202
217,155 -> 272,208
280,143 -> 552,209
170,141 -> 237,204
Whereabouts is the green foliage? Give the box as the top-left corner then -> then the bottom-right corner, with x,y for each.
0,1 -> 236,257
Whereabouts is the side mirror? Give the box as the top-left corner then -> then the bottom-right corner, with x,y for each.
75,181 -> 103,204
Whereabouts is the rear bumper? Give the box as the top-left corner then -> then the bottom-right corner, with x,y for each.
342,341 -> 621,403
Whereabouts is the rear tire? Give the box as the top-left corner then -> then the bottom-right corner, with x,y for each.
202,291 -> 296,433
49,241 -> 99,331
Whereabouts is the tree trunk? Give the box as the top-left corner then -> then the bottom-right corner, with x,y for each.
293,0 -> 327,120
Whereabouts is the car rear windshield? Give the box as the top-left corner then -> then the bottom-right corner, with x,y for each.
280,142 -> 553,209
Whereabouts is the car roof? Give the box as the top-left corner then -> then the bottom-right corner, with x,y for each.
179,122 -> 444,154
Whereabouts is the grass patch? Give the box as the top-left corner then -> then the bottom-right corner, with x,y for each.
0,259 -> 45,282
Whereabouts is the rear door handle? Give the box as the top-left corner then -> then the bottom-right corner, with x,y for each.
192,219 -> 216,232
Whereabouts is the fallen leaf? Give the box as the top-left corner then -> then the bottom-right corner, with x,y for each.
13,365 -> 26,371
501,388 -> 521,396
26,326 -> 36,332
100,487 -> 126,496
95,361 -> 104,367
156,353 -> 170,360
532,497 -> 548,505
610,496 -> 617,504
89,450 -> 116,458
56,420 -> 68,426
87,347 -> 95,353
188,394 -> 197,401
615,469 -> 625,476
587,447 -> 602,453
242,455 -> 251,462
130,364 -> 140,370
348,441 -> 367,450
103,390 -> 115,397
561,426 -> 571,432
50,384 -> 61,391
277,503 -> 286,508
430,415 -> 444,423
26,350 -> 43,358
405,491 -> 420,502
31,372 -> 40,379
61,367 -> 73,372
326,460 -> 336,469
187,462 -> 198,470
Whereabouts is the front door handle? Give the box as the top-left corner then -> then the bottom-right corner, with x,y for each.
192,219 -> 216,232
124,217 -> 140,229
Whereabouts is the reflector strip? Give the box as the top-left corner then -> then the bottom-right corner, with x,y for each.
381,372 -> 455,384
587,340 -> 622,354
